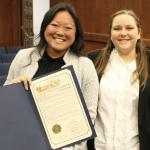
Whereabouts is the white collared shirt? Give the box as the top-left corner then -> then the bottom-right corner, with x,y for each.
95,49 -> 139,150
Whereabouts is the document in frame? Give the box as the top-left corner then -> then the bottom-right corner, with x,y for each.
30,65 -> 96,149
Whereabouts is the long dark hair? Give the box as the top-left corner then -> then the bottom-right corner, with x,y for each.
95,10 -> 148,88
37,2 -> 84,56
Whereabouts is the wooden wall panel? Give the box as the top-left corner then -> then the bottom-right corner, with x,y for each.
0,0 -> 149,50
41,0 -> 150,50
50,0 -> 150,52
0,0 -> 21,46
0,0 -> 33,47
52,0 -> 150,52
140,0 -> 150,46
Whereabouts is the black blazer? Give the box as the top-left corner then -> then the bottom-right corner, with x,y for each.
87,50 -> 150,150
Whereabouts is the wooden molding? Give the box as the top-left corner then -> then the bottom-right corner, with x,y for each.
84,32 -> 108,43
144,39 -> 150,48
84,32 -> 150,48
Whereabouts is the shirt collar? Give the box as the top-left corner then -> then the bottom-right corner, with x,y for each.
110,49 -> 136,72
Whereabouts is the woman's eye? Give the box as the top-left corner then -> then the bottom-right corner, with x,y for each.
113,27 -> 121,30
127,27 -> 134,30
50,23 -> 58,27
65,27 -> 72,30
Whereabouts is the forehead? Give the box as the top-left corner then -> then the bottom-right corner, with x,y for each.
52,11 -> 75,25
112,14 -> 137,26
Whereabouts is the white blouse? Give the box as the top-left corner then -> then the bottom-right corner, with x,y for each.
95,49 -> 139,150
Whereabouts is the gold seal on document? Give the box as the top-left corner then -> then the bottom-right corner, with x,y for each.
52,124 -> 61,134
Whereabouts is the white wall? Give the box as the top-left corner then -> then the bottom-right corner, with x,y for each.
33,0 -> 50,45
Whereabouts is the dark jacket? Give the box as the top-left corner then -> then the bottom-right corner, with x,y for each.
87,50 -> 150,150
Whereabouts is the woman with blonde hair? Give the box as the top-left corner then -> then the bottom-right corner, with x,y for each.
88,10 -> 150,150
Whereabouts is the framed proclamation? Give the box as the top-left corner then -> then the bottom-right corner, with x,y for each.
0,65 -> 96,150
30,65 -> 96,149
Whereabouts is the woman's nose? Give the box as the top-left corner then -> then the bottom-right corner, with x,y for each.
56,27 -> 65,35
120,28 -> 127,36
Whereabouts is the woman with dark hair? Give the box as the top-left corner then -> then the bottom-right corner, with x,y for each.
88,10 -> 150,150
5,2 -> 99,149
38,2 -> 84,55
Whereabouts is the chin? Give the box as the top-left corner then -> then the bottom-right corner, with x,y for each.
118,46 -> 131,50
52,47 -> 66,51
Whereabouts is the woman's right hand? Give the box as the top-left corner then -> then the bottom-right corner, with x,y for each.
11,76 -> 31,90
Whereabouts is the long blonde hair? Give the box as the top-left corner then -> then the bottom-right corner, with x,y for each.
95,10 -> 148,88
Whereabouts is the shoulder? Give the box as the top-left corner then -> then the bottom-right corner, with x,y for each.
87,49 -> 101,62
78,55 -> 95,67
13,47 -> 41,64
78,56 -> 97,78
65,50 -> 94,66
16,47 -> 38,57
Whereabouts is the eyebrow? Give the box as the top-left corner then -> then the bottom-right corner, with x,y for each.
52,20 -> 75,26
112,24 -> 135,27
